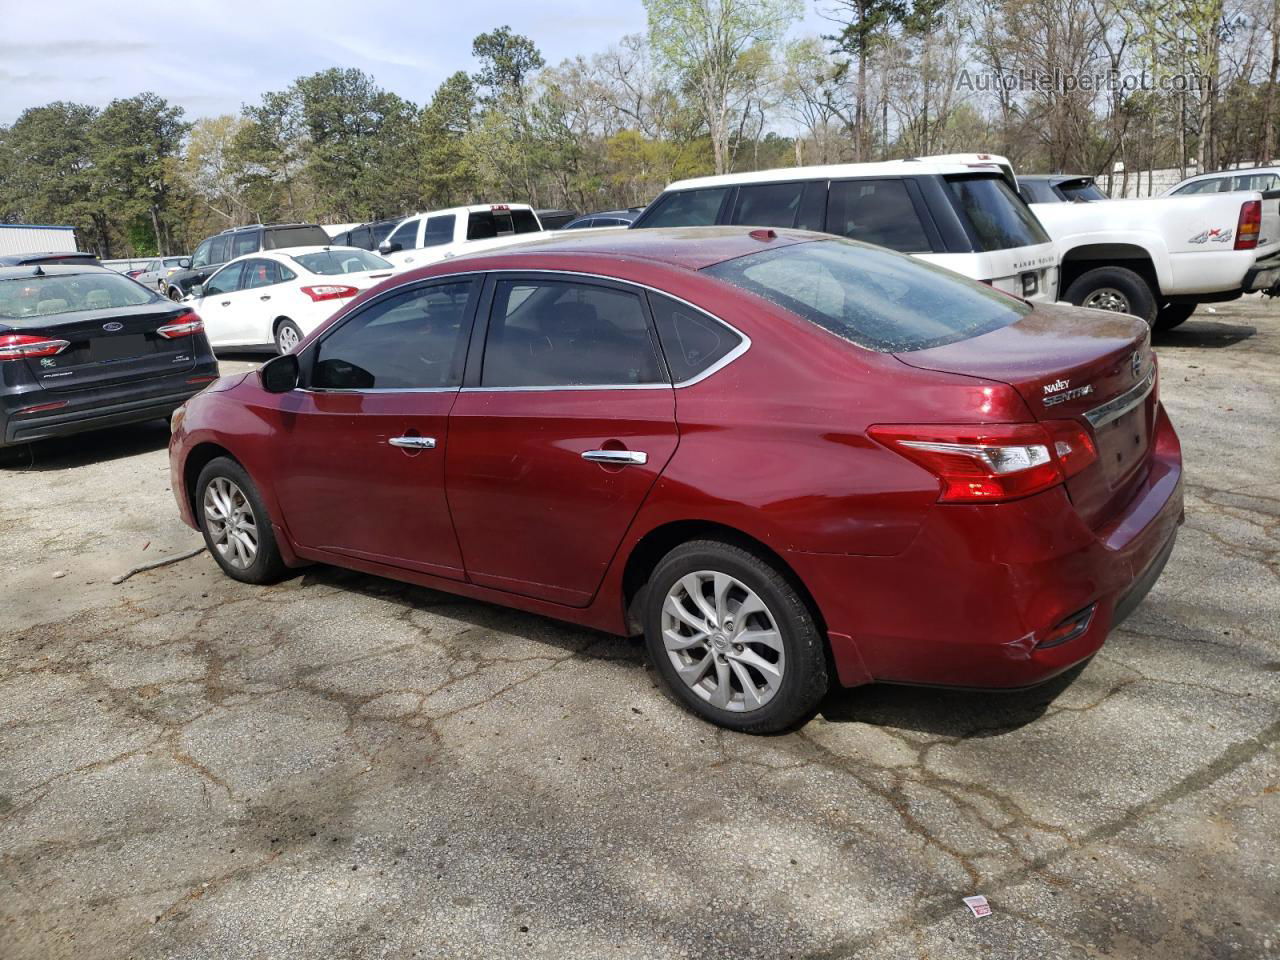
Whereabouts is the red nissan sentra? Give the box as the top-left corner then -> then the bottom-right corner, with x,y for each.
169,227 -> 1183,732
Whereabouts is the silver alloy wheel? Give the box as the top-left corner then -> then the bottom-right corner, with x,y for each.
203,476 -> 258,570
276,323 -> 300,353
1083,287 -> 1131,313
661,570 -> 785,712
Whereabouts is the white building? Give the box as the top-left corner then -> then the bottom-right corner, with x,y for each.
0,224 -> 78,256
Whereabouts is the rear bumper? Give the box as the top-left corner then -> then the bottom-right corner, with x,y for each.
792,402 -> 1185,690
1242,249 -> 1280,294
2,381 -> 212,446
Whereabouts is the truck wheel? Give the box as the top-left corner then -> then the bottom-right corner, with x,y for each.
1154,302 -> 1196,331
1064,266 -> 1157,325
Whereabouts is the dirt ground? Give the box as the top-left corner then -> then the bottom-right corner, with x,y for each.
1,298 -> 1277,959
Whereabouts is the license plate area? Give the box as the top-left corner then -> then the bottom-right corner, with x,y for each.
91,334 -> 152,363
1095,404 -> 1150,485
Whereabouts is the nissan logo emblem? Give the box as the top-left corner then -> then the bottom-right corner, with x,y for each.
102,321 -> 124,332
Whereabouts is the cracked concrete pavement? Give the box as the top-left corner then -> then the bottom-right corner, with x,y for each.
1,299 -> 1278,959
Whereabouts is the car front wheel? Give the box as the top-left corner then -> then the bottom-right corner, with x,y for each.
643,540 -> 829,733
195,457 -> 286,585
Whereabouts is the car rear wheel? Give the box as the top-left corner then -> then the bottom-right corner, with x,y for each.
275,319 -> 303,354
196,457 -> 286,585
1064,266 -> 1157,324
1155,302 -> 1196,331
643,540 -> 829,733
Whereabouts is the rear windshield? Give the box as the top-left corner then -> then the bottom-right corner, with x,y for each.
262,225 -> 332,249
1058,179 -> 1106,202
466,209 -> 541,240
290,250 -> 392,275
702,238 -> 1030,352
0,272 -> 157,319
945,175 -> 1051,251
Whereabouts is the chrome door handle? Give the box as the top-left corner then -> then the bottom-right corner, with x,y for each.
220,300 -> 230,306
389,436 -> 437,450
582,449 -> 647,465
259,294 -> 271,301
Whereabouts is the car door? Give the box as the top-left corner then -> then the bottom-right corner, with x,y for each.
445,274 -> 679,607
271,278 -> 479,579
194,261 -> 249,347
381,217 -> 421,269
236,257 -> 291,344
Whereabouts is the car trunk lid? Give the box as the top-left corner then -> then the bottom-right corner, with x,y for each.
894,302 -> 1157,528
9,302 -> 201,393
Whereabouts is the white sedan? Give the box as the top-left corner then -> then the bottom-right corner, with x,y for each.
187,246 -> 397,353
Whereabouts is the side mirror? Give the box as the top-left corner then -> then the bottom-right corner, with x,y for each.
260,353 -> 300,393
179,258 -> 192,269
378,240 -> 401,255
189,283 -> 204,298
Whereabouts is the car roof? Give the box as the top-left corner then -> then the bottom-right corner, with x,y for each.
664,159 -> 995,192
219,245 -> 370,267
1174,167 -> 1280,184
1021,174 -> 1091,184
398,204 -> 536,221
433,225 -> 819,273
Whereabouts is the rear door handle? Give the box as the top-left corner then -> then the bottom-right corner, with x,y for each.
259,295 -> 271,301
582,449 -> 647,465
220,300 -> 230,307
389,436 -> 437,450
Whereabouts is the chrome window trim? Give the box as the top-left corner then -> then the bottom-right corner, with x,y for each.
296,267 -> 751,396
1083,369 -> 1156,429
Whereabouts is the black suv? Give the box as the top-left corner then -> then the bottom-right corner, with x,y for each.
164,223 -> 330,300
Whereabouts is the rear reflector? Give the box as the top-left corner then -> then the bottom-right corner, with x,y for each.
16,400 -> 69,415
1235,200 -> 1261,250
186,375 -> 217,385
301,284 -> 359,302
0,333 -> 70,360
158,310 -> 204,339
869,420 -> 1098,503
1036,605 -> 1096,650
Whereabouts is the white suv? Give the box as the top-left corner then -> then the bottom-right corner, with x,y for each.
378,204 -> 544,270
630,161 -> 1059,302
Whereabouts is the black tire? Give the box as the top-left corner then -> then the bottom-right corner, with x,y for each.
1064,266 -> 1157,325
1154,302 -> 1196,331
167,286 -> 183,302
274,319 -> 303,354
194,456 -> 286,585
643,539 -> 829,733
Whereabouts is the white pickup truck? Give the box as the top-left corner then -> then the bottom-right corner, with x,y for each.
377,204 -> 545,271
925,154 -> 1280,329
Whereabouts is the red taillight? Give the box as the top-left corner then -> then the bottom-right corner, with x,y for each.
301,284 -> 359,302
157,310 -> 204,339
1235,200 -> 1261,250
0,333 -> 70,360
869,420 -> 1098,503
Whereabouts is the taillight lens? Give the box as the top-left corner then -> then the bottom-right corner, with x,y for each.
157,310 -> 204,339
1235,200 -> 1261,250
869,420 -> 1098,503
0,333 -> 70,360
301,284 -> 359,302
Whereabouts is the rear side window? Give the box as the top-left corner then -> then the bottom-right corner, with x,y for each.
512,209 -> 541,233
730,182 -> 805,229
481,279 -> 664,387
209,236 -> 232,265
241,259 -> 281,289
703,238 -> 1030,353
263,225 -> 331,249
423,215 -> 455,247
649,292 -> 743,383
945,175 -> 1051,250
313,280 -> 476,390
636,188 -> 729,228
827,179 -> 931,253
232,232 -> 260,258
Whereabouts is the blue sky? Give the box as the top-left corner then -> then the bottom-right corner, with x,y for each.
0,0 -> 830,124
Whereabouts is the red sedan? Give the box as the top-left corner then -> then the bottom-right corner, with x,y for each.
169,227 -> 1183,732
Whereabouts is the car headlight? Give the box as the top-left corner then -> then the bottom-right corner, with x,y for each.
170,405 -> 186,435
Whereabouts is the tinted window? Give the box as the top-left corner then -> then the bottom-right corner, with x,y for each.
1234,173 -> 1280,191
730,182 -> 805,228
203,262 -> 244,296
385,218 -> 419,250
262,225 -> 331,249
313,280 -> 475,390
1020,181 -> 1055,204
636,188 -> 729,228
232,231 -> 260,258
0,272 -> 157,319
190,239 -> 214,268
482,279 -> 664,387
422,215 -> 455,247
565,218 -> 595,229
945,175 -> 1051,251
649,292 -> 742,383
209,235 -> 232,265
512,209 -> 540,233
370,221 -> 397,245
467,211 -> 516,240
1058,179 -> 1106,202
291,250 -> 391,274
827,179 -> 931,253
703,238 -> 1030,353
